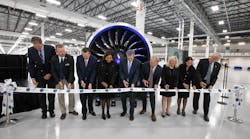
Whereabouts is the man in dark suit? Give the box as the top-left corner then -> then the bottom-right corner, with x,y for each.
51,44 -> 78,120
119,50 -> 141,121
193,53 -> 221,122
139,56 -> 162,122
76,48 -> 97,120
28,36 -> 56,119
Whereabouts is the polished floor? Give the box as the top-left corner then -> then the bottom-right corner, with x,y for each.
0,69 -> 250,139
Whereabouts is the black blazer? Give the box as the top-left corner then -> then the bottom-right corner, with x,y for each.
51,54 -> 75,84
97,60 -> 118,88
178,63 -> 196,88
76,55 -> 97,85
196,58 -> 221,86
141,61 -> 162,87
28,45 -> 55,81
160,65 -> 179,89
119,58 -> 141,86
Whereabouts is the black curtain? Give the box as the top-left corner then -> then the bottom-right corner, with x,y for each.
0,54 -> 40,114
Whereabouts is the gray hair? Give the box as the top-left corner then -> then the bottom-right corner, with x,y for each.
151,56 -> 160,63
126,49 -> 135,56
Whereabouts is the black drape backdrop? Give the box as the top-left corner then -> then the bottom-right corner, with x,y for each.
0,54 -> 40,114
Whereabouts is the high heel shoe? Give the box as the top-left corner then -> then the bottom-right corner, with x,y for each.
102,113 -> 106,120
182,110 -> 186,117
161,112 -> 166,118
177,108 -> 180,115
107,112 -> 111,119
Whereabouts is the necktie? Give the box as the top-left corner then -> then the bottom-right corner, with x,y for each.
38,50 -> 45,64
205,63 -> 212,84
148,67 -> 154,88
59,57 -> 64,79
84,59 -> 88,67
128,62 -> 132,74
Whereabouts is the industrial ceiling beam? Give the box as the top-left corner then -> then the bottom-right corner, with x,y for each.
0,0 -> 167,45
173,0 -> 221,45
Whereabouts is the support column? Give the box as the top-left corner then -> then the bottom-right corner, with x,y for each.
180,19 -> 184,50
165,43 -> 168,62
177,20 -> 181,49
188,18 -> 194,57
205,36 -> 210,58
41,22 -> 45,43
135,0 -> 146,34
214,46 -> 217,53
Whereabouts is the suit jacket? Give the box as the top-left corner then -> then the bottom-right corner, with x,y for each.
97,60 -> 118,88
160,65 -> 179,89
196,58 -> 221,86
51,54 -> 75,84
141,61 -> 162,87
76,55 -> 97,85
28,45 -> 55,81
119,58 -> 141,86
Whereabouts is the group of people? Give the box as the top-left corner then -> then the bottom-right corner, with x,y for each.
27,36 -> 221,122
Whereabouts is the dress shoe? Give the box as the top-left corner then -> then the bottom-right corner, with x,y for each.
50,112 -> 55,118
69,111 -> 79,116
139,110 -> 146,115
42,114 -> 47,119
60,113 -> 66,120
151,114 -> 156,122
82,114 -> 87,120
193,110 -> 197,114
89,111 -> 96,116
102,113 -> 106,120
120,112 -> 126,117
129,116 -> 134,121
204,115 -> 209,122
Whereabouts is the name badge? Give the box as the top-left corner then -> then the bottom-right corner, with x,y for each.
65,63 -> 70,66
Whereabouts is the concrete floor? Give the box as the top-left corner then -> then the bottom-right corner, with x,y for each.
0,69 -> 250,139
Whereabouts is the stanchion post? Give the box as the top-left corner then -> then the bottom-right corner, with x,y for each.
227,85 -> 244,124
0,84 -> 17,128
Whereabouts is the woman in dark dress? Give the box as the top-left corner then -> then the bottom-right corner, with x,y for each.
160,56 -> 179,117
177,57 -> 196,116
97,51 -> 118,120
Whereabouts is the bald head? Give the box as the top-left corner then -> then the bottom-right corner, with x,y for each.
150,56 -> 159,68
209,52 -> 220,62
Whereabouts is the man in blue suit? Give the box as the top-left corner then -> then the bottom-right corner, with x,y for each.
28,36 -> 56,119
119,50 -> 141,121
76,48 -> 97,120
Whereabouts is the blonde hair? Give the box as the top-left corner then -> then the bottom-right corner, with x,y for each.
167,56 -> 179,68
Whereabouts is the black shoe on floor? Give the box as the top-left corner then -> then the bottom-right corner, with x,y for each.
41,114 -> 47,119
107,113 -> 111,119
102,113 -> 106,120
182,110 -> 186,117
204,115 -> 209,122
89,111 -> 96,116
193,110 -> 197,114
120,112 -> 126,117
129,116 -> 134,121
82,114 -> 87,120
50,111 -> 55,118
